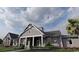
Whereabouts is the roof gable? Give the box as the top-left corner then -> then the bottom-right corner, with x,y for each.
3,32 -> 19,40
20,24 -> 44,37
9,33 -> 19,39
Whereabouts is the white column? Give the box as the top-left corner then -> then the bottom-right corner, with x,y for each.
39,39 -> 40,46
41,36 -> 43,47
25,38 -> 27,48
19,38 -> 21,47
12,40 -> 14,46
32,37 -> 34,47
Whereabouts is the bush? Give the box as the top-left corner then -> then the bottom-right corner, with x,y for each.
46,42 -> 52,46
45,42 -> 53,49
20,44 -> 25,49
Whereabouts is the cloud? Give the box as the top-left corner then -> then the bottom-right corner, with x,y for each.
68,7 -> 79,19
50,7 -> 79,34
0,7 -> 79,38
0,7 -> 68,29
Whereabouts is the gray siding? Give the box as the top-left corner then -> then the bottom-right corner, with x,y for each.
45,37 -> 62,47
62,38 -> 79,48
67,38 -> 79,48
3,34 -> 11,46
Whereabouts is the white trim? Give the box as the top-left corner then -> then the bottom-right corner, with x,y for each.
19,38 -> 21,46
24,38 -> 27,48
20,35 -> 43,38
32,37 -> 34,47
41,36 -> 44,47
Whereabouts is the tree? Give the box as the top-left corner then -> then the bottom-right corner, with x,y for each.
66,19 -> 79,35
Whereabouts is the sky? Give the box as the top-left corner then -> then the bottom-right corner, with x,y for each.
0,7 -> 79,39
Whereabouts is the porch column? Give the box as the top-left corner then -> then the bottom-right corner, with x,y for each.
25,38 -> 27,48
12,40 -> 14,46
60,36 -> 63,48
41,36 -> 43,47
39,39 -> 41,46
19,38 -> 21,47
32,37 -> 34,47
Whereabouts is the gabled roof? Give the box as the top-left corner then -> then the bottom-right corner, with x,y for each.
24,24 -> 33,32
4,32 -> 19,40
9,33 -> 19,39
20,24 -> 44,37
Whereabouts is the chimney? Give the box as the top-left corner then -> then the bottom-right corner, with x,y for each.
40,27 -> 44,31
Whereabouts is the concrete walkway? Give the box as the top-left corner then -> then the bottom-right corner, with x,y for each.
8,49 -> 30,52
8,48 -> 50,52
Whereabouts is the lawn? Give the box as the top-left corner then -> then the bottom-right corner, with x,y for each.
0,44 -> 79,52
0,47 -> 14,52
0,47 -> 79,52
0,44 -> 21,52
21,47 -> 79,52
0,47 -> 19,52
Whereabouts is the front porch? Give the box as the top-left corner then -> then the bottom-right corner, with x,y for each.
19,35 -> 44,49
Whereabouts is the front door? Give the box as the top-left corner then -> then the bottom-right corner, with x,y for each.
34,37 -> 41,47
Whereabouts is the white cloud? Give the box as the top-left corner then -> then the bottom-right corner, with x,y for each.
68,7 -> 79,19
51,7 -> 79,35
1,7 -> 66,28
1,7 -> 79,38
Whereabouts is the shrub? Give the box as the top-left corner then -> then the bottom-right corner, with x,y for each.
20,44 -> 25,49
46,42 -> 52,46
45,42 -> 53,49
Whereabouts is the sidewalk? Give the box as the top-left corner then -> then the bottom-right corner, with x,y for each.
8,49 -> 29,52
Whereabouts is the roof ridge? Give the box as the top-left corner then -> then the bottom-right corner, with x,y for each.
9,32 -> 19,36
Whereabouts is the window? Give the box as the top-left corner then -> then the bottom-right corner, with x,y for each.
7,37 -> 10,40
69,40 -> 72,44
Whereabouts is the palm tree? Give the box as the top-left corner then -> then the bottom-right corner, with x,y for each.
66,19 -> 79,35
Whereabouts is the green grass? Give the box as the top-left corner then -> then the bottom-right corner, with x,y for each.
21,47 -> 79,52
1,47 -> 79,52
0,45 -> 20,52
0,47 -> 15,52
1,44 -> 79,52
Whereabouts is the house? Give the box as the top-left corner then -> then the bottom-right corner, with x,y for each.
3,32 -> 19,47
62,35 -> 79,48
3,24 -> 79,48
19,24 -> 63,49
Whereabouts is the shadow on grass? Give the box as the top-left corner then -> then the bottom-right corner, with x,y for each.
21,47 -> 79,52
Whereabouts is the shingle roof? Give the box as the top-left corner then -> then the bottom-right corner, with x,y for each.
9,33 -> 19,39
45,31 -> 61,37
